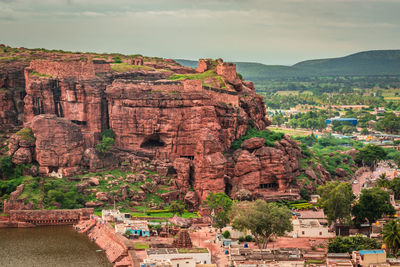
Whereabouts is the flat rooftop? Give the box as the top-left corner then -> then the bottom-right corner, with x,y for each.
147,248 -> 209,255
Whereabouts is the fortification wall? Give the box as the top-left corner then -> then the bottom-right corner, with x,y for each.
216,63 -> 237,83
9,208 -> 94,225
29,60 -> 110,79
204,86 -> 239,106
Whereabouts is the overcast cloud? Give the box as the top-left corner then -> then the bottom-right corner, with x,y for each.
0,0 -> 399,64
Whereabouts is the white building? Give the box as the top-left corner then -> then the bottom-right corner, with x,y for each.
146,248 -> 211,265
290,219 -> 335,238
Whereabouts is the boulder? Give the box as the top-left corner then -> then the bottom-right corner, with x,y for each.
241,137 -> 265,151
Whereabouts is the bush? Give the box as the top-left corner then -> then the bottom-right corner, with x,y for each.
300,188 -> 311,201
222,230 -> 231,239
101,129 -> 116,140
0,155 -> 13,178
113,56 -> 122,63
15,127 -> 35,143
231,128 -> 284,150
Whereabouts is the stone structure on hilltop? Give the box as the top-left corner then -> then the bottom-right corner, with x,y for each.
2,53 -> 303,202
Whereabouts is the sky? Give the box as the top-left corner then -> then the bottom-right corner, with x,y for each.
0,0 -> 399,65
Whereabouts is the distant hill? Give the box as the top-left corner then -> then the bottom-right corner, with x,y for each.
176,50 -> 400,80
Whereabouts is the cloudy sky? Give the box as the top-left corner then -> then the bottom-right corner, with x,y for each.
0,0 -> 399,65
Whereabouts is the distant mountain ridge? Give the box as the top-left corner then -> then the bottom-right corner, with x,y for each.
175,50 -> 400,80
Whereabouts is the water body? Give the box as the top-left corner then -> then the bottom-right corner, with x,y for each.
0,226 -> 112,267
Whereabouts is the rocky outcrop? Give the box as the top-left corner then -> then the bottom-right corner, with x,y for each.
28,114 -> 84,177
226,136 -> 302,197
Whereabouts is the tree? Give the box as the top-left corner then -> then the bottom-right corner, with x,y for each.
0,155 -> 14,179
317,181 -> 355,225
232,200 -> 293,249
361,128 -> 369,135
352,187 -> 395,227
169,201 -> 185,216
383,220 -> 400,255
328,234 -> 380,253
96,136 -> 115,154
205,192 -> 232,231
390,178 -> 400,199
377,173 -> 390,188
355,145 -> 387,169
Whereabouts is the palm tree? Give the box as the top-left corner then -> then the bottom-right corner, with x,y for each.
377,173 -> 390,188
383,219 -> 400,255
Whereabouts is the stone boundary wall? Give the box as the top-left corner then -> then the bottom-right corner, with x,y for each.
9,208 -> 94,225
203,86 -> 239,106
29,60 -> 110,79
86,221 -> 134,266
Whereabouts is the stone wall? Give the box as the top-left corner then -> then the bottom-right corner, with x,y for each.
203,86 -> 239,106
9,208 -> 93,225
216,63 -> 237,83
29,60 -> 111,79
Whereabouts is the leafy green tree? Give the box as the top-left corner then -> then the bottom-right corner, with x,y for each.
101,129 -> 116,139
390,178 -> 400,200
169,201 -> 185,216
0,155 -> 14,179
96,136 -> 115,154
355,144 -> 387,169
383,219 -> 400,255
317,181 -> 355,225
352,187 -> 395,227
232,200 -> 293,249
205,192 -> 232,231
222,230 -> 231,239
328,234 -> 380,253
361,128 -> 369,135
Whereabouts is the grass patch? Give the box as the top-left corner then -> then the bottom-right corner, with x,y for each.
168,70 -> 226,88
231,128 -> 284,150
15,128 -> 35,143
134,242 -> 149,250
268,127 -> 310,137
30,71 -> 52,78
111,63 -> 153,72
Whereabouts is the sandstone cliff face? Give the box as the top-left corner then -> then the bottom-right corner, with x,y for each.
0,62 -> 27,131
1,51 -> 305,203
225,136 -> 302,199
28,114 -> 84,177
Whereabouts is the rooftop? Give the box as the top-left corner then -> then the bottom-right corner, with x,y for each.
359,250 -> 385,255
147,248 -> 209,255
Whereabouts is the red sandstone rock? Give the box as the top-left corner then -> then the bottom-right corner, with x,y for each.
29,114 -> 84,176
173,158 -> 191,191
184,191 -> 199,210
10,184 -> 24,200
241,137 -> 265,151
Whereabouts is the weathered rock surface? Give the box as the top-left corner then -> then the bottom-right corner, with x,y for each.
227,136 -> 302,197
29,114 -> 84,176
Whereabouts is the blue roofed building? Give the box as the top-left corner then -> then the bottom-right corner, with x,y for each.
352,250 -> 386,266
326,118 -> 358,126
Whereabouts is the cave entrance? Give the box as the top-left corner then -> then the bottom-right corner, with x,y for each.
188,165 -> 194,188
225,177 -> 232,196
260,183 -> 278,189
140,134 -> 165,148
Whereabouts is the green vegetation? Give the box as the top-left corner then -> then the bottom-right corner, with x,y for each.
15,128 -> 35,143
30,71 -> 52,78
110,63 -> 153,72
383,220 -> 400,255
169,201 -> 185,216
328,235 -> 381,253
355,145 -> 387,169
205,192 -> 232,231
178,248 -> 209,253
134,242 -> 149,250
222,230 -> 231,239
167,70 -> 226,88
0,155 -> 14,179
352,187 -> 395,227
317,181 -> 355,225
96,129 -> 116,155
232,200 -> 292,249
230,128 -> 284,150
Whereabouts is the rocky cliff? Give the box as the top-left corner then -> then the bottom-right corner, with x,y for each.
1,45 -> 303,202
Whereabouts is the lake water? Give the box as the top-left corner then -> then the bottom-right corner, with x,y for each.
0,226 -> 112,267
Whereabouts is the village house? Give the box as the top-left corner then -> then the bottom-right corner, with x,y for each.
352,250 -> 386,267
114,220 -> 150,237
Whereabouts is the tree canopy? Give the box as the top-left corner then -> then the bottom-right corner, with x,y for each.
383,220 -> 400,255
355,144 -> 387,168
352,187 -> 395,227
232,200 -> 293,249
317,181 -> 355,225
205,192 -> 232,231
328,234 -> 381,253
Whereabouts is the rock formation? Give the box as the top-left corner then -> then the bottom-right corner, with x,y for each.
1,46 -> 305,203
